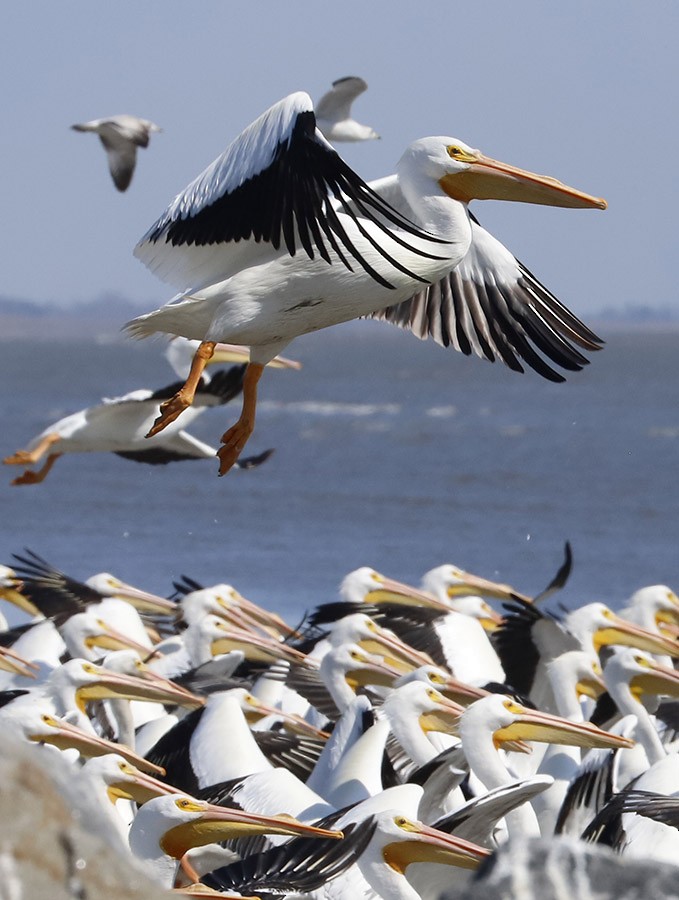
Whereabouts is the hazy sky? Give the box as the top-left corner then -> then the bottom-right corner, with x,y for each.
1,2 -> 676,318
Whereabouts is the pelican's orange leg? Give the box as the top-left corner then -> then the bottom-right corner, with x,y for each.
217,363 -> 264,476
10,453 -> 62,486
4,432 -> 61,466
146,341 -> 216,438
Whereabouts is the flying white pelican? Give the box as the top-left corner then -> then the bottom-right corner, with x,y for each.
315,76 -> 380,142
3,350 -> 277,485
71,114 -> 161,191
127,91 -> 606,475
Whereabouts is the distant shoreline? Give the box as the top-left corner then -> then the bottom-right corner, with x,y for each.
1,294 -> 678,342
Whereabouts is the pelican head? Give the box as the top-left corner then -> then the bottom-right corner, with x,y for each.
399,137 -> 607,210
462,694 -> 634,750
136,794 -> 342,860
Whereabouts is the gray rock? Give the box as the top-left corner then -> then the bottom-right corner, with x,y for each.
441,836 -> 679,900
0,731 -> 169,899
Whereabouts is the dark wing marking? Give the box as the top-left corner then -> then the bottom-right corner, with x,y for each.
555,747 -> 616,837
10,549 -> 95,621
0,622 -> 37,648
254,731 -> 326,782
113,447 -> 205,465
491,601 -> 545,697
0,689 -> 30,709
148,367 -> 245,404
307,601 -> 368,629
171,574 -> 205,598
137,93 -> 448,291
235,448 -> 275,469
655,700 -> 679,748
172,657 -> 254,696
367,214 -> 603,382
616,791 -> 679,829
143,707 -> 203,794
589,691 -> 618,728
533,541 -> 573,604
284,664 -> 341,721
580,790 -> 629,849
205,818 -> 377,896
434,777 -> 552,846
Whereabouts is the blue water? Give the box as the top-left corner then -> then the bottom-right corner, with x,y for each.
1,323 -> 678,624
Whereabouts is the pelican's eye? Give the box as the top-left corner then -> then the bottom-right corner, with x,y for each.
447,145 -> 464,158
394,816 -> 408,828
429,672 -> 445,684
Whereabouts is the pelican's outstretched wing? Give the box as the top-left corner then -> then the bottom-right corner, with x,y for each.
365,177 -> 603,382
135,92 -> 447,292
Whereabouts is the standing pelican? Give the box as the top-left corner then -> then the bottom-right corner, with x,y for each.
128,91 -> 605,475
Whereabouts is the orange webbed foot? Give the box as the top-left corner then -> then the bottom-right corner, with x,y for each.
146,392 -> 192,438
217,421 -> 254,476
4,450 -> 34,465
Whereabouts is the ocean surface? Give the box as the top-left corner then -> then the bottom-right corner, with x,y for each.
1,323 -> 678,626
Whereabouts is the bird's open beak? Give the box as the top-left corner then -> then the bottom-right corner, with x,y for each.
493,704 -> 634,749
75,665 -> 205,712
383,819 -> 490,873
28,714 -> 166,773
160,800 -> 343,859
593,615 -> 679,657
629,656 -> 679,699
439,153 -> 607,210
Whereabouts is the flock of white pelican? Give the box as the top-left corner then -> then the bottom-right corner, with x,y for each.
5,76 -> 648,896
1,545 -> 679,897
